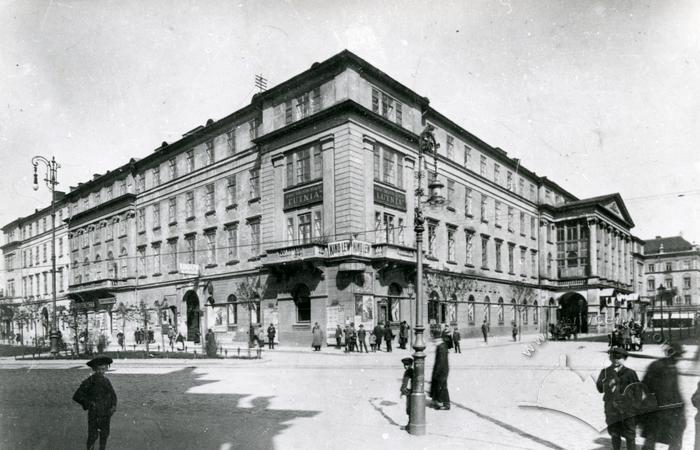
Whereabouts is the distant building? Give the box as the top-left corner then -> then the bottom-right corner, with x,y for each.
1,50 -> 648,347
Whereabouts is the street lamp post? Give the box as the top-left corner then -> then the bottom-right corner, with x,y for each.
32,156 -> 61,354
408,124 -> 443,436
657,285 -> 665,341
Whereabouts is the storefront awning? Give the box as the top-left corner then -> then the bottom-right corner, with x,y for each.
600,288 -> 615,297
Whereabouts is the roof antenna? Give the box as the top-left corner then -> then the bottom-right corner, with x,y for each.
254,74 -> 268,92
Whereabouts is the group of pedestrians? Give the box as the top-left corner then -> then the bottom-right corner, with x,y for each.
329,321 -> 408,353
133,328 -> 154,345
597,341 -> 692,450
608,320 -> 644,351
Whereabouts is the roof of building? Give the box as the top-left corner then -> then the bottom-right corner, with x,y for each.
549,193 -> 635,228
643,236 -> 695,254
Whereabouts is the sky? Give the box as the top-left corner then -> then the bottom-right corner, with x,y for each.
1,0 -> 699,252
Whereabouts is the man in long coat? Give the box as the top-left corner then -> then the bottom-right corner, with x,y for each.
373,323 -> 384,351
311,322 -> 324,351
640,342 -> 686,450
383,322 -> 395,352
430,334 -> 451,410
596,346 -> 639,450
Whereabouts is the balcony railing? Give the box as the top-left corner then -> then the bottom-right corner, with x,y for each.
326,240 -> 373,259
68,277 -> 134,292
557,266 -> 588,279
551,278 -> 587,287
265,240 -> 421,266
372,243 -> 418,264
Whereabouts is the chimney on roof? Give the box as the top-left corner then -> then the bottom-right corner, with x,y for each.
93,174 -> 100,180
655,236 -> 661,239
659,243 -> 664,253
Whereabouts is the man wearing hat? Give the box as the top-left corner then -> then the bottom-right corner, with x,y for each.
640,341 -> 686,450
73,355 -> 117,450
596,346 -> 639,450
429,333 -> 451,410
400,357 -> 414,421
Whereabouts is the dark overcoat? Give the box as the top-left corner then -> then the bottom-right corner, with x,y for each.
639,357 -> 686,444
430,342 -> 450,404
73,374 -> 117,417
595,364 -> 639,425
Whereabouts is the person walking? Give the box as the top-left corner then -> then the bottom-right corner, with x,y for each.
481,319 -> 489,343
399,321 -> 410,350
512,321 -> 518,342
335,325 -> 343,349
441,325 -> 453,350
373,323 -> 384,352
596,346 -> 639,450
384,322 -> 395,352
429,334 -> 451,410
357,325 -> 368,353
452,327 -> 461,353
73,355 -> 117,450
640,342 -> 687,450
311,322 -> 324,351
267,324 -> 276,350
205,329 -> 217,358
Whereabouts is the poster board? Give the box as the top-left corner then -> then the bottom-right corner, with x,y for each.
326,305 -> 345,344
354,294 -> 375,331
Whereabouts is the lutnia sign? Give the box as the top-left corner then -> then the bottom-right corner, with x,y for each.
284,183 -> 323,210
374,184 -> 406,212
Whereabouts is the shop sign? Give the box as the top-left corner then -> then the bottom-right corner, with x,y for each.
179,263 -> 200,276
327,240 -> 372,258
374,185 -> 406,212
284,184 -> 323,210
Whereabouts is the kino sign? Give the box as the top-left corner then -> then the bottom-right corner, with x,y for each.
327,240 -> 372,258
178,263 -> 200,276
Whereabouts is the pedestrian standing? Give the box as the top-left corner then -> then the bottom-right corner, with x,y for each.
357,325 -> 368,353
73,356 -> 117,450
176,333 -> 185,351
429,334 -> 451,410
399,321 -> 410,350
384,322 -> 395,352
349,323 -> 357,352
335,325 -> 343,349
133,328 -> 139,346
692,380 -> 700,450
369,332 -> 377,352
452,327 -> 461,353
512,321 -> 518,342
400,357 -> 414,424
205,329 -> 217,357
311,322 -> 324,351
441,325 -> 453,350
373,323 -> 384,352
481,320 -> 489,343
257,326 -> 266,349
267,324 -> 276,350
116,331 -> 125,351
167,327 -> 175,351
640,342 -> 687,450
596,346 -> 639,450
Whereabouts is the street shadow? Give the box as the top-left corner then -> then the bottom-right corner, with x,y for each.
0,366 -> 319,450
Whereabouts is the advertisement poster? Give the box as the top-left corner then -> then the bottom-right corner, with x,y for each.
326,305 -> 345,344
354,295 -> 375,330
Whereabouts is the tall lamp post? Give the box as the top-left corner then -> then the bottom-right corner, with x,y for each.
31,156 -> 61,354
408,124 -> 443,436
657,285 -> 665,341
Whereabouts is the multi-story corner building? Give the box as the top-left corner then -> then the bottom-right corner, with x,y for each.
642,236 -> 700,325
0,199 -> 71,344
1,50 -> 645,347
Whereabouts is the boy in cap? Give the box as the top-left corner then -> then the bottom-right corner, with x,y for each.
400,357 -> 414,421
73,355 -> 117,450
596,346 -> 639,450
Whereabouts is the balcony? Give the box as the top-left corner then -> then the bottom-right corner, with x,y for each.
68,277 -> 135,294
326,240 -> 373,259
264,243 -> 327,267
372,242 -> 419,265
550,278 -> 588,288
557,266 -> 588,279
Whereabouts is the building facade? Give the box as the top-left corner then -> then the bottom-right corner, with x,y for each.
1,50 -> 648,348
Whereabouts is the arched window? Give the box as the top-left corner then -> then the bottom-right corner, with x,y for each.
73,260 -> 81,284
449,294 -> 458,324
119,247 -> 128,278
388,283 -> 403,323
511,299 -> 517,323
467,295 -> 475,325
523,300 -> 529,325
292,284 -> 311,323
428,291 -> 441,324
83,257 -> 90,282
533,300 -> 539,325
484,296 -> 491,324
227,294 -> 237,326
107,251 -> 116,278
497,297 -> 504,325
94,254 -> 102,280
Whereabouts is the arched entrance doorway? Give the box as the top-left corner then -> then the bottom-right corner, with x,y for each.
184,291 -> 201,341
558,292 -> 588,333
428,291 -> 446,324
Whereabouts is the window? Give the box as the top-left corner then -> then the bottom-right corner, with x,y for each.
250,221 -> 261,255
152,243 -> 161,274
137,208 -> 145,233
684,276 -> 691,289
205,140 -> 214,165
371,87 -> 402,124
464,145 -> 472,168
205,231 -> 216,266
137,174 -> 145,193
508,244 -> 515,274
555,222 -> 589,277
58,237 -> 63,256
520,248 -> 527,275
287,217 -> 295,245
313,211 -> 322,240
446,135 -> 454,159
685,295 -> 692,305
285,100 -> 293,124
167,240 -> 178,272
529,184 -> 536,201
168,157 -> 177,179
546,222 -> 552,242
545,189 -> 552,204
185,235 -> 196,264
447,227 -> 456,261
480,156 -> 487,177
530,251 -> 537,276
447,179 -> 455,206
42,243 -> 47,262
428,222 -> 437,257
495,201 -> 502,227
152,203 -> 160,228
227,129 -> 236,155
683,260 -> 691,270
137,247 -> 145,275
480,195 -> 488,223
227,225 -> 238,260
294,285 -> 311,323
465,231 -> 475,266
495,240 -> 502,271
249,168 -> 260,198
249,118 -> 259,140
227,295 -> 238,325
494,163 -> 500,184
519,178 -> 525,196
204,184 -> 215,213
397,217 -> 405,245
465,188 -> 473,217
119,248 -> 128,278
648,264 -> 655,272
296,92 -> 311,119
481,236 -> 489,268
506,171 -> 513,190
665,278 -> 673,288
286,143 -> 322,187
298,213 -> 312,244
168,197 -> 177,223
373,143 -> 403,188
519,212 -> 525,235
507,207 -> 514,232
186,150 -> 194,173
530,216 -> 536,238
227,175 -> 237,206
547,253 -> 553,277
665,262 -> 673,272
185,191 -> 194,218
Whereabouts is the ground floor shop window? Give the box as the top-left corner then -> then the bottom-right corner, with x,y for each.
467,296 -> 475,325
293,285 -> 311,323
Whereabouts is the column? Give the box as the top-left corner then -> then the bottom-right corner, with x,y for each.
587,218 -> 597,277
